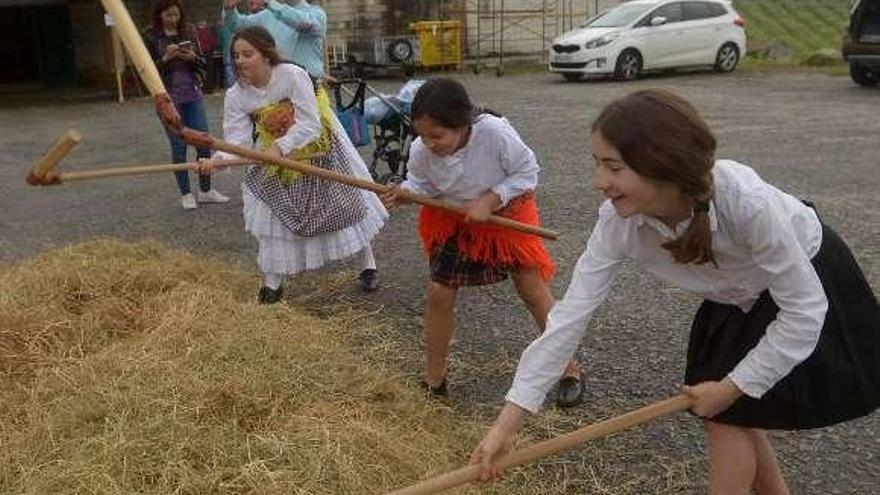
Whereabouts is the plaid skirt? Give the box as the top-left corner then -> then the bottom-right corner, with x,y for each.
420,193 -> 555,288
685,223 -> 880,430
429,235 -> 509,288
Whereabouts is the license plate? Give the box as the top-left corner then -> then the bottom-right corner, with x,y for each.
555,54 -> 574,62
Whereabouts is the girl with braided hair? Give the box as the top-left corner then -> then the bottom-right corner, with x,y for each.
471,89 -> 880,494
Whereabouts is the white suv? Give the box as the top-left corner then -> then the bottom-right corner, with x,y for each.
549,0 -> 746,81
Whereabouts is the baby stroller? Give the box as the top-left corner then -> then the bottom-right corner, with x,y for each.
333,78 -> 424,184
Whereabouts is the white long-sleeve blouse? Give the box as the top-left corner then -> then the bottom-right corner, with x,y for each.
215,63 -> 320,160
401,114 -> 540,208
507,160 -> 827,413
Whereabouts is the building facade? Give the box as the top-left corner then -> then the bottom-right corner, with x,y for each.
0,0 -> 620,88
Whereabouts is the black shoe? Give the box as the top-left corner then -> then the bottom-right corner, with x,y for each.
258,286 -> 283,305
359,269 -> 379,292
420,378 -> 448,397
556,373 -> 584,408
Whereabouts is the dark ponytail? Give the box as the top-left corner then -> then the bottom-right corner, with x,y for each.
592,89 -> 717,265
663,198 -> 715,265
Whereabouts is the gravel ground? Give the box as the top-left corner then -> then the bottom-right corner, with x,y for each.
2,69 -> 878,493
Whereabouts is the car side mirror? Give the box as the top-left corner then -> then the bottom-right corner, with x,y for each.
650,16 -> 667,26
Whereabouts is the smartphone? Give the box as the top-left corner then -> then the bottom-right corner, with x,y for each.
177,40 -> 193,50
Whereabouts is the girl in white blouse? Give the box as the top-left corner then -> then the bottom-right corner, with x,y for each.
203,26 -> 387,303
381,78 -> 583,407
470,89 -> 880,494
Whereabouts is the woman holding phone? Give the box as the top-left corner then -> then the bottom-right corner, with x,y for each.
145,0 -> 229,209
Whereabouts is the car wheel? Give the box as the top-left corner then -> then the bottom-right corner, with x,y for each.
562,73 -> 584,82
614,50 -> 642,81
849,62 -> 878,87
714,43 -> 739,73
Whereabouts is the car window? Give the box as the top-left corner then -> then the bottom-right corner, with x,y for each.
640,2 -> 684,25
586,3 -> 655,28
683,1 -> 725,20
683,2 -> 709,20
578,12 -> 603,28
707,2 -> 728,16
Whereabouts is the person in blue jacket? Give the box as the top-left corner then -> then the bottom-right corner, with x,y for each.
217,12 -> 236,88
222,0 -> 298,63
266,0 -> 327,78
222,0 -> 326,79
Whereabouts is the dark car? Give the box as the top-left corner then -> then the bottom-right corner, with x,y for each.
843,0 -> 880,86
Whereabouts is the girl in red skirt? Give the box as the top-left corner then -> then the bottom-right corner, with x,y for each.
381,78 -> 583,407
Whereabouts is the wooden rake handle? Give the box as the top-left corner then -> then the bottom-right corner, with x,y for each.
386,394 -> 693,495
196,135 -> 559,241
98,0 -> 180,129
49,153 -> 319,183
57,158 -> 254,182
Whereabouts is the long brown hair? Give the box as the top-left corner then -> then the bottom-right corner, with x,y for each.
592,89 -> 717,265
152,0 -> 185,33
230,26 -> 283,79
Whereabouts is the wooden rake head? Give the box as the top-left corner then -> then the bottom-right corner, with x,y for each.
25,129 -> 83,186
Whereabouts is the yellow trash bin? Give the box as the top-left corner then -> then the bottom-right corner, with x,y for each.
410,20 -> 462,68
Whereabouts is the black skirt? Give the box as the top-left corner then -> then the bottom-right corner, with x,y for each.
685,223 -> 880,430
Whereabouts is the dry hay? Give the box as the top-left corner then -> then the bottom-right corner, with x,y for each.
0,239 -> 704,494
0,239 -> 537,494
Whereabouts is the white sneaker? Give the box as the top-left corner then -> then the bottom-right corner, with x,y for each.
181,193 -> 198,210
197,189 -> 230,204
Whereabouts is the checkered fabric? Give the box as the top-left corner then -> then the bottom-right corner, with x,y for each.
429,236 -> 509,288
243,133 -> 366,237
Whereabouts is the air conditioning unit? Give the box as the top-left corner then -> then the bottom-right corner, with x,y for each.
378,35 -> 420,65
347,36 -> 420,66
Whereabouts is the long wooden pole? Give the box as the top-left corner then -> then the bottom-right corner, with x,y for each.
205,137 -> 559,240
111,26 -> 125,103
98,0 -> 180,129
386,394 -> 693,495
57,158 -> 256,182
98,0 -> 165,96
52,151 -> 319,183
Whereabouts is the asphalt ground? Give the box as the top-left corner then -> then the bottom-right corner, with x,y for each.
2,69 -> 878,493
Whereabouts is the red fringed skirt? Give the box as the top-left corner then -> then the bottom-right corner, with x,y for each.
418,193 -> 555,288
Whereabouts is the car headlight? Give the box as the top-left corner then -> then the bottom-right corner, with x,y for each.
585,33 -> 619,49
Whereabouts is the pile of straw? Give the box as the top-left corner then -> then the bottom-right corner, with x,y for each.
0,240 -> 528,494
